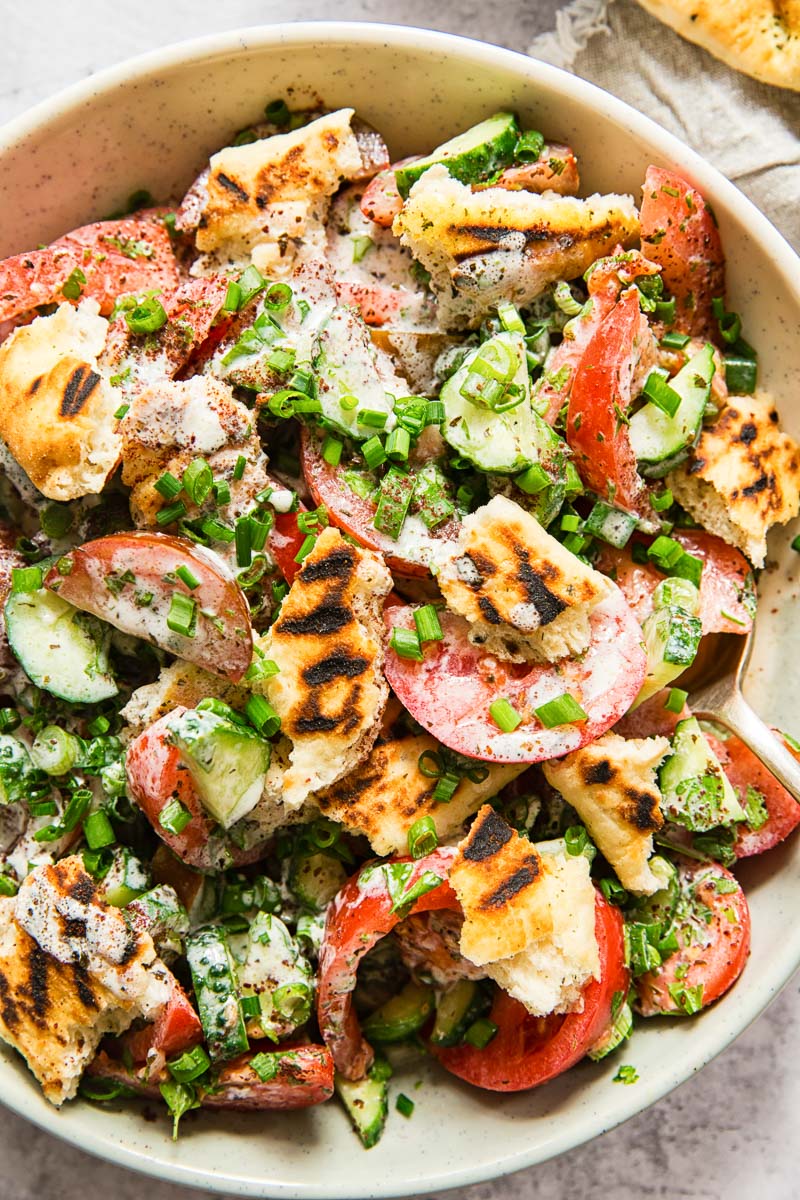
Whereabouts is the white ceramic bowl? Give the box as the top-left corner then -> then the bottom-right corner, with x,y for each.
2,22 -> 800,1198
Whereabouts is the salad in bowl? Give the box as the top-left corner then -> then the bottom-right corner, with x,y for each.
0,97 -> 797,1150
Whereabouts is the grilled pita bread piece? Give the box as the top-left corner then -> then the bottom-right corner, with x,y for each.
257,527 -> 392,808
0,857 -> 171,1104
121,660 -> 250,735
393,166 -> 639,329
434,495 -> 613,663
193,109 -> 364,278
543,733 -> 670,895
449,805 -> 599,1015
633,0 -> 800,91
668,391 -> 800,567
315,730 -> 524,855
0,301 -> 120,500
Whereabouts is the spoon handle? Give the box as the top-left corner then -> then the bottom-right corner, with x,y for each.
691,689 -> 800,803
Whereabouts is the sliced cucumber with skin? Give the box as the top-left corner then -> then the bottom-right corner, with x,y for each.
394,112 -> 520,198
289,852 -> 348,912
430,979 -> 491,1047
166,708 -> 270,830
629,344 -> 715,478
659,717 -> 745,832
5,587 -> 117,704
441,332 -> 557,474
633,581 -> 702,708
361,980 -> 435,1043
587,995 -> 633,1061
0,735 -> 35,806
335,1058 -> 391,1149
627,857 -> 679,929
185,926 -> 249,1062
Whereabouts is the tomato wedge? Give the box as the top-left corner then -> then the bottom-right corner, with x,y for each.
384,588 -> 646,763
594,530 -> 754,635
317,847 -> 459,1078
267,510 -> 308,586
614,687 -> 688,740
722,734 -> 800,857
640,166 -> 725,342
121,976 -> 203,1063
635,860 -> 750,1016
537,248 -> 660,425
359,160 -> 416,228
567,287 -> 655,519
126,709 -> 266,871
105,276 -> 230,382
45,532 -> 253,681
335,280 -> 415,327
87,1044 -> 334,1110
0,212 -> 179,322
432,894 -> 627,1091
300,427 -> 460,577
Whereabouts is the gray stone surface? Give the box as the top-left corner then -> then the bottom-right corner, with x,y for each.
1,3 -> 798,1197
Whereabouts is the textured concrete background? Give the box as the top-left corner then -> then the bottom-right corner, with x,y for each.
2,3 -> 799,1197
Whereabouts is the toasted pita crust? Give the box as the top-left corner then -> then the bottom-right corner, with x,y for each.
259,528 -> 392,808
634,0 -> 800,91
668,391 -> 800,567
0,301 -> 120,500
315,731 -> 524,855
543,733 -> 670,895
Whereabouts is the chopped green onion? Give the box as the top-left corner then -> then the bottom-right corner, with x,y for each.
515,463 -> 550,494
463,1018 -> 498,1049
0,709 -> 20,733
160,798 -> 191,835
243,655 -> 280,684
564,825 -> 595,859
653,298 -> 676,323
373,467 -> 414,540
245,695 -> 281,737
390,627 -> 423,661
267,347 -> 296,374
322,437 -> 343,467
61,267 -> 87,300
238,265 -> 267,307
642,369 -> 681,418
613,1064 -> 639,1085
396,1093 -> 415,1118
167,592 -> 197,638
11,566 -> 43,593
125,296 -> 168,335
0,873 -> 18,897
113,404 -> 130,420
339,394 -> 359,412
265,282 -> 293,311
414,605 -> 443,644
652,489 -> 673,512
200,516 -> 235,543
496,301 -> 525,334
248,515 -> 271,553
157,500 -> 186,526
647,535 -> 685,570
489,698 -> 522,733
235,517 -> 252,568
534,693 -> 588,728
83,811 -> 116,850
362,436 -> 387,471
561,514 -> 581,533
154,471 -> 182,500
671,551 -> 703,587
212,480 -> 231,506
408,815 -> 438,859
30,725 -> 82,775
515,129 -> 545,161
385,427 -> 411,461
351,234 -> 373,263
792,535 -> 800,553
239,993 -> 262,1021
357,409 -> 389,429
664,687 -> 688,714
426,400 -> 445,425
661,331 -> 691,349
432,773 -> 460,804
265,98 -> 291,125
724,351 -> 757,394
182,458 -> 213,505
223,280 -> 242,312
294,534 -> 317,564
711,297 -> 741,345
553,281 -> 582,317
175,564 -> 199,590
40,503 -> 73,540
233,455 -> 247,481
168,1045 -> 211,1084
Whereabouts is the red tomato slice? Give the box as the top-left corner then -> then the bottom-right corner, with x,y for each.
432,894 -> 627,1091
477,143 -> 580,198
126,708 -> 267,871
45,532 -> 253,681
0,212 -> 180,322
636,860 -> 750,1016
267,510 -> 308,585
567,287 -> 654,519
317,847 -> 459,1078
538,248 -> 660,425
121,976 -> 202,1063
384,588 -> 647,764
359,161 -> 416,228
640,166 -> 725,342
87,1044 -> 334,1110
300,426 -> 459,577
722,734 -> 800,857
595,530 -> 754,636
335,280 -> 415,327
614,687 -> 688,740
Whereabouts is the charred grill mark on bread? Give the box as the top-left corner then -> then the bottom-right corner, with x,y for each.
462,806 -> 514,862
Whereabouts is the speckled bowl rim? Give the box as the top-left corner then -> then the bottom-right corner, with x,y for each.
0,20 -> 799,1199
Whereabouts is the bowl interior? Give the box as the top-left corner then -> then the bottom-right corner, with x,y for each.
1,23 -> 799,1198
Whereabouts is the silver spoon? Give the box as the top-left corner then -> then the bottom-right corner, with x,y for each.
683,624 -> 800,801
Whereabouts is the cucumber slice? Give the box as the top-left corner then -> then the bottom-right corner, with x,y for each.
394,112 -> 520,198
0,735 -> 35,806
659,717 -> 745,831
587,996 -> 633,1061
361,980 -> 434,1043
430,979 -> 491,1047
5,588 -> 117,704
313,306 -> 397,440
166,708 -> 270,830
185,926 -> 249,1062
628,856 -> 679,928
101,847 -> 151,907
441,332 -> 558,474
289,852 -> 348,912
335,1058 -> 391,1149
629,344 -> 715,478
634,587 -> 702,708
